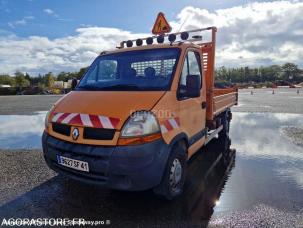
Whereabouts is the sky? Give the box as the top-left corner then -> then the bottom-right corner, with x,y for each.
0,0 -> 303,75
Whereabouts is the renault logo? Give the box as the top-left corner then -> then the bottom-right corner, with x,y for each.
72,128 -> 80,140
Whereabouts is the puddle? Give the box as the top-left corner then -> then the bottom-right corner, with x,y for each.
230,112 -> 303,160
214,112 -> 303,214
0,112 -> 46,149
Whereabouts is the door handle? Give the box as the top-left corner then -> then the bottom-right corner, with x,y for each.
201,101 -> 207,109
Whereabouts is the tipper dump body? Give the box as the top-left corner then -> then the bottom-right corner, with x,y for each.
198,27 -> 238,128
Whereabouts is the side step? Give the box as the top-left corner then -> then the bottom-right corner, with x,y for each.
204,125 -> 223,145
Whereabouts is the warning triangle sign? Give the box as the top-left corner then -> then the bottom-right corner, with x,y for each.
152,12 -> 172,35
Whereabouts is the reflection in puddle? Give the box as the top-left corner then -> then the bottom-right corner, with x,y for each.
215,112 -> 303,213
0,112 -> 46,149
231,112 -> 303,160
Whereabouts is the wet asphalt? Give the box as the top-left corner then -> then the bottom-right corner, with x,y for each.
0,88 -> 303,227
0,95 -> 61,115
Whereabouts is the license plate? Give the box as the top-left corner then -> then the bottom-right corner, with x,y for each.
57,155 -> 89,172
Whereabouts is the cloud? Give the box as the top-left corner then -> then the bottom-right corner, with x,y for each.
0,27 -> 147,75
24,16 -> 34,20
170,1 -> 303,67
7,16 -> 34,28
43,8 -> 59,18
43,8 -> 54,15
0,1 -> 303,75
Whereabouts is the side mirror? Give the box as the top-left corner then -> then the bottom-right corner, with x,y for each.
71,78 -> 78,90
185,75 -> 200,98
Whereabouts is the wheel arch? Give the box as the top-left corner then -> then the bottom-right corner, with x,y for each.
168,132 -> 189,155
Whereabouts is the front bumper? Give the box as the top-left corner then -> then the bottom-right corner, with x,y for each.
42,132 -> 170,191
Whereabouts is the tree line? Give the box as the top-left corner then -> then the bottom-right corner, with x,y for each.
0,63 -> 302,89
215,63 -> 303,84
0,67 -> 88,88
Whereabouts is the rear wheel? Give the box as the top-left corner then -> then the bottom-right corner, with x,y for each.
218,110 -> 231,139
153,141 -> 187,200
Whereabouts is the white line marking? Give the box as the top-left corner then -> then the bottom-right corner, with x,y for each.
99,116 -> 114,129
80,114 -> 93,127
61,113 -> 78,124
52,113 -> 65,122
161,125 -> 168,133
168,118 -> 179,129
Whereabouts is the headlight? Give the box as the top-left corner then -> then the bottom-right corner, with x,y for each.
45,110 -> 51,130
45,106 -> 55,130
121,111 -> 160,137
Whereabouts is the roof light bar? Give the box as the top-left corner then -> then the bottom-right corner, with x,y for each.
192,35 -> 202,39
157,35 -> 164,43
118,27 -> 215,48
168,34 -> 176,43
181,32 -> 189,40
126,40 -> 133,47
136,39 -> 143,46
146,37 -> 153,45
117,27 -> 216,48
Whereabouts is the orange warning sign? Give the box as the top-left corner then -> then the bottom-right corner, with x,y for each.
152,12 -> 172,35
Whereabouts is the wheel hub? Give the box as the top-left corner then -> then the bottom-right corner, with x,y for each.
169,158 -> 182,192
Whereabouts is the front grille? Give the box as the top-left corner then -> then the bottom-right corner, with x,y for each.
52,123 -> 71,136
83,127 -> 115,140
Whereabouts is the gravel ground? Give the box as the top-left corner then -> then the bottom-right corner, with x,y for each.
0,149 -> 55,206
281,127 -> 303,147
210,204 -> 303,227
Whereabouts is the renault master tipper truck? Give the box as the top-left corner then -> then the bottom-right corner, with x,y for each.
42,25 -> 238,200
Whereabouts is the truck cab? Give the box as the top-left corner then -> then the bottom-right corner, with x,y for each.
42,27 -> 238,200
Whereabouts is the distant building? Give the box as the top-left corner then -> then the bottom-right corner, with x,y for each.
53,80 -> 77,89
67,79 -> 79,88
53,81 -> 64,89
64,81 -> 71,89
0,84 -> 11,88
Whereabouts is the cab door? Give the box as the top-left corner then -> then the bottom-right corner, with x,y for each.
177,49 -> 206,157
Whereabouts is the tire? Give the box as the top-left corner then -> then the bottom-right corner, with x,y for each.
218,110 -> 230,139
218,136 -> 231,156
153,141 -> 187,200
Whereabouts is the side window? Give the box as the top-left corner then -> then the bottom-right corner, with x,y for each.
180,57 -> 189,86
188,51 -> 201,77
178,51 -> 202,99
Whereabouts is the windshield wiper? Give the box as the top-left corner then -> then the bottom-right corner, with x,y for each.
100,84 -> 143,90
78,84 -> 157,91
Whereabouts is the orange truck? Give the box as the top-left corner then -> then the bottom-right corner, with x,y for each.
42,25 -> 238,200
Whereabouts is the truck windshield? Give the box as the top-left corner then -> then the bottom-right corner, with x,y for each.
77,48 -> 180,91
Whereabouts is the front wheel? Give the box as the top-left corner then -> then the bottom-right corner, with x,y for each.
153,141 -> 187,200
